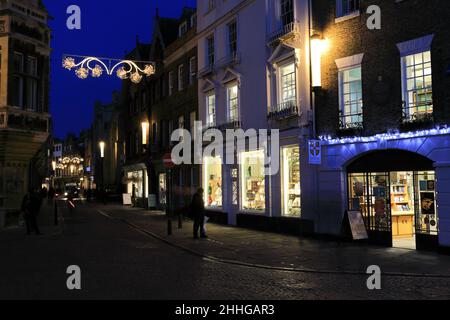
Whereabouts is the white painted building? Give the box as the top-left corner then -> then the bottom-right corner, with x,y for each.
197,0 -> 314,232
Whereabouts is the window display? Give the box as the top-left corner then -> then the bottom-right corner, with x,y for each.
416,171 -> 438,235
203,156 -> 222,208
240,150 -> 266,211
282,146 -> 301,216
159,173 -> 167,205
127,171 -> 144,198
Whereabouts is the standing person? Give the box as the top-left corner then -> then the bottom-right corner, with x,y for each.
21,190 -> 42,235
190,188 -> 207,239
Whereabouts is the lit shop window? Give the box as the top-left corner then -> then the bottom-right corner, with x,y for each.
402,51 -> 433,121
240,150 -> 266,211
204,156 -> 222,208
159,173 -> 167,205
282,146 -> 301,216
416,171 -> 438,236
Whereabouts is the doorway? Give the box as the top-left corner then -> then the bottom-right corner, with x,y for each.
348,169 -> 439,250
390,172 -> 416,249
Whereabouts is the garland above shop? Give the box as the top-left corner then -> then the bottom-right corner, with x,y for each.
319,125 -> 450,146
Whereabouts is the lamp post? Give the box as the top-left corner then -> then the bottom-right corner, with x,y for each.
141,121 -> 150,209
99,141 -> 105,204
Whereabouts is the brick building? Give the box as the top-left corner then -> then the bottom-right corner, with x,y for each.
311,0 -> 450,251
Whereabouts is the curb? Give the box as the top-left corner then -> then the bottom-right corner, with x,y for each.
97,209 -> 450,279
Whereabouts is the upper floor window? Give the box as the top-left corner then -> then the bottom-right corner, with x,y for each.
178,64 -> 185,91
206,92 -> 216,127
207,0 -> 215,12
179,21 -> 188,37
191,14 -> 197,28
189,56 -> 197,85
339,66 -> 363,129
27,56 -> 37,76
279,62 -> 296,106
227,83 -> 239,122
401,51 -> 433,121
207,35 -> 215,68
13,52 -> 24,72
337,0 -> 360,18
280,0 -> 294,26
178,115 -> 185,129
228,20 -> 237,57
168,71 -> 175,96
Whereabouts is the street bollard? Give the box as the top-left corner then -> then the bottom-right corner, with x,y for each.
54,200 -> 58,226
167,218 -> 172,235
178,214 -> 183,229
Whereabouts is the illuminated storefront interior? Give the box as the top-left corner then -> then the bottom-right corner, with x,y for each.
240,150 -> 266,211
282,146 -> 301,216
346,150 -> 438,250
203,156 -> 222,208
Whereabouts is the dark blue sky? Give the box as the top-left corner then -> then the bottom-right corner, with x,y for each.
44,0 -> 196,139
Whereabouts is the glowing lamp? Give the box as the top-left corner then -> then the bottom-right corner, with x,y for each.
141,121 -> 149,145
311,35 -> 329,88
99,141 -> 106,158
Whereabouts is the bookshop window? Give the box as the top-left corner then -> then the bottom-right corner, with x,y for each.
204,156 -> 222,208
240,150 -> 266,211
282,146 -> 301,216
415,171 -> 438,235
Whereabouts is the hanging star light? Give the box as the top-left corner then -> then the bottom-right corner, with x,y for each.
62,55 -> 156,83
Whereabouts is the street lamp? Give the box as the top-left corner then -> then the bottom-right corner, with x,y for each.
141,121 -> 149,145
310,34 -> 329,88
99,141 -> 106,204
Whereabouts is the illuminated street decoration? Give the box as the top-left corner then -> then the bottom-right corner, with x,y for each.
62,55 -> 156,83
320,126 -> 450,145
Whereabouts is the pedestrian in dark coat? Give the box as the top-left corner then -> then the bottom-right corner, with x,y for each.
21,190 -> 42,235
190,188 -> 207,239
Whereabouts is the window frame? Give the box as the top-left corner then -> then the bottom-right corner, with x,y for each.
400,51 -> 433,121
178,64 -> 185,91
277,60 -> 297,107
336,0 -> 360,18
226,83 -> 239,122
338,65 -> 363,129
206,91 -> 216,127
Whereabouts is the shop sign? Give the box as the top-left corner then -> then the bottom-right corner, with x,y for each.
122,193 -> 132,206
308,140 -> 322,165
347,210 -> 369,240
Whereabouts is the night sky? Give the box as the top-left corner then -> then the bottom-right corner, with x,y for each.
43,0 -> 196,139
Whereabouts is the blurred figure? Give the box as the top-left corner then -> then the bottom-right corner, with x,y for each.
190,188 -> 207,239
21,189 -> 42,235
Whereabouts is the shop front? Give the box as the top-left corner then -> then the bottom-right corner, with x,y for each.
347,150 -> 438,250
123,164 -> 148,208
316,132 -> 450,252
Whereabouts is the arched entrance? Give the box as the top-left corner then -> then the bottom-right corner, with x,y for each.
346,150 -> 438,250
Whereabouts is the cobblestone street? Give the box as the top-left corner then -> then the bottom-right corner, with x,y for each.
0,202 -> 449,300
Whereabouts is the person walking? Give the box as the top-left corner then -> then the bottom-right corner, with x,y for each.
190,188 -> 207,239
21,189 -> 42,235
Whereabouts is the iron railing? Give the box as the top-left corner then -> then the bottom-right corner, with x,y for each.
268,101 -> 299,120
267,21 -> 300,43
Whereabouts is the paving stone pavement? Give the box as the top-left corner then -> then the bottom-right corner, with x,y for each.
98,204 -> 450,277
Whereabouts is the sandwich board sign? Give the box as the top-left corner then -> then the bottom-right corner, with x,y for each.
308,140 -> 322,165
347,210 -> 369,240
122,193 -> 132,206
